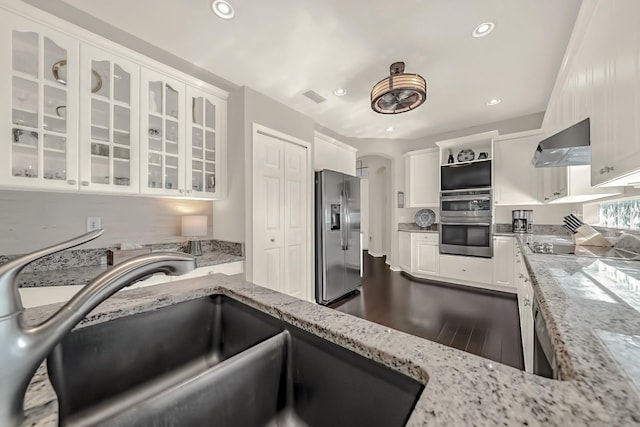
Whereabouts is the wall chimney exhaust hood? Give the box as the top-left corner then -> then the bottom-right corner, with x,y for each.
531,118 -> 590,168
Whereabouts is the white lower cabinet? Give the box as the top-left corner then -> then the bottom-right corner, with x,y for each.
493,236 -> 515,288
412,233 -> 439,276
515,249 -> 534,372
18,261 -> 244,308
439,254 -> 493,284
398,232 -> 412,271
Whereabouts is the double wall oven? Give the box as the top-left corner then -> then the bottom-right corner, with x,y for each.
440,160 -> 493,258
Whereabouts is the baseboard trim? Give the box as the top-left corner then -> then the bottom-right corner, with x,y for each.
399,269 -> 517,295
388,265 -> 402,272
367,251 -> 386,258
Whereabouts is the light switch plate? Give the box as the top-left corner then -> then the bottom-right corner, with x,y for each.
86,216 -> 101,232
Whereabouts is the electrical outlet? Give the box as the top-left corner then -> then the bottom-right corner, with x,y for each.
86,216 -> 101,232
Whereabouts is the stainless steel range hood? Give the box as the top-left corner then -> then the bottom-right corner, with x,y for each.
531,118 -> 590,168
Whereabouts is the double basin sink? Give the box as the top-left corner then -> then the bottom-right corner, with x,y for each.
47,295 -> 424,426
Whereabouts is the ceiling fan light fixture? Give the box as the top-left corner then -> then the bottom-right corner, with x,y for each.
370,62 -> 427,114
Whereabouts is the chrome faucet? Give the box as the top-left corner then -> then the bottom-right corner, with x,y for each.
0,230 -> 196,427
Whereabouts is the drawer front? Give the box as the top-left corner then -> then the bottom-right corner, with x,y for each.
439,254 -> 493,284
412,232 -> 438,243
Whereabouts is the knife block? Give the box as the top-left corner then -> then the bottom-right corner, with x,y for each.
573,224 -> 613,247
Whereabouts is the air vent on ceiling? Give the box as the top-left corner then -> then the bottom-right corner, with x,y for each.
303,90 -> 327,104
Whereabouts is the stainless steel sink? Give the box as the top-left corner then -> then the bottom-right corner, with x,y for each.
48,295 -> 423,427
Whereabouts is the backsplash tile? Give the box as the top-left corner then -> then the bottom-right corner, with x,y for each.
494,224 -> 570,235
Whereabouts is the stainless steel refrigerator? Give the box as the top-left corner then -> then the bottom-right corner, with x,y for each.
315,170 -> 361,305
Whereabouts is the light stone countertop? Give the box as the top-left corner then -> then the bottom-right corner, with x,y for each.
17,251 -> 244,288
19,237 -> 640,426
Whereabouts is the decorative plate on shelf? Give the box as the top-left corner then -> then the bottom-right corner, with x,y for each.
414,209 -> 436,228
457,149 -> 475,162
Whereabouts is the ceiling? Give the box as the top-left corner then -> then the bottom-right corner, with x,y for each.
61,0 -> 582,140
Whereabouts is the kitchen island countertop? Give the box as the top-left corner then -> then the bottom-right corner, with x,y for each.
21,232 -> 640,426
17,251 -> 244,288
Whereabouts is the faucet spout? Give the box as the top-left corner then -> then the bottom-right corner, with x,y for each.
29,252 -> 196,351
0,232 -> 196,427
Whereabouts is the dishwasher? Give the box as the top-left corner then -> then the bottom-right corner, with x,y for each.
532,297 -> 559,379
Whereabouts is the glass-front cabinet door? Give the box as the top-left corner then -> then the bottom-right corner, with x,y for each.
79,44 -> 139,193
0,13 -> 79,190
186,86 -> 226,199
140,68 -> 185,196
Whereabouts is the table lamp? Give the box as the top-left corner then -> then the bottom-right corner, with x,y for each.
182,215 -> 207,256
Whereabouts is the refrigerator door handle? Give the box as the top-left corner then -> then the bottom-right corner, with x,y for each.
344,189 -> 350,251
339,191 -> 346,250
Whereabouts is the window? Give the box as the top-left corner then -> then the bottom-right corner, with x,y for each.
599,198 -> 640,230
356,160 -> 368,177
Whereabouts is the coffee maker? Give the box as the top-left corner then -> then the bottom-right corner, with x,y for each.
512,210 -> 533,233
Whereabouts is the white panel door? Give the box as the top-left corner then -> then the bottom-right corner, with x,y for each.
283,142 -> 307,299
254,133 -> 284,292
253,130 -> 308,300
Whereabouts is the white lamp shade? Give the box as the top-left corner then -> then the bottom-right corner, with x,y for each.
182,215 -> 208,237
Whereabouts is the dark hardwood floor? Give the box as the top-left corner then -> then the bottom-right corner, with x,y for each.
330,252 -> 524,370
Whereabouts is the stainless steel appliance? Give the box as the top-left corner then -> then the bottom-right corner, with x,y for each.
315,170 -> 361,305
440,189 -> 492,221
512,209 -> 533,233
441,160 -> 492,191
439,189 -> 493,258
532,118 -> 590,168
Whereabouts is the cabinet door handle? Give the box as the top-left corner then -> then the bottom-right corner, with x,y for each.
553,192 -> 560,196
67,179 -> 77,185
524,297 -> 531,307
81,181 -> 89,186
186,189 -> 192,195
270,238 -> 275,242
179,189 -> 184,194
519,273 -> 524,279
600,166 -> 614,175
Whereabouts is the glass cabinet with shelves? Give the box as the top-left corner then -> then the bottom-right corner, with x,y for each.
79,44 -> 139,193
140,68 -> 185,196
186,86 -> 226,199
0,13 -> 79,190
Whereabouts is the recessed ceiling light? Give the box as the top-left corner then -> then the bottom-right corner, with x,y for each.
472,22 -> 495,38
386,126 -> 394,132
211,0 -> 234,19
333,88 -> 347,97
487,98 -> 501,106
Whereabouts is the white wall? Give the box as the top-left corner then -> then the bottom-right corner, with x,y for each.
360,178 -> 369,250
313,134 -> 357,176
360,156 -> 391,257
0,190 -> 213,254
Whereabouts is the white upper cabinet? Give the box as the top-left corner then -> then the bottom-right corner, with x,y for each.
404,148 -> 439,207
79,44 -> 140,193
186,85 -> 227,199
139,68 -> 186,197
544,0 -> 640,187
0,11 -> 79,191
0,5 -> 228,199
493,132 -> 542,206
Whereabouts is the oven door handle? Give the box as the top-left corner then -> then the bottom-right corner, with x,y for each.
441,222 -> 492,227
440,196 -> 492,202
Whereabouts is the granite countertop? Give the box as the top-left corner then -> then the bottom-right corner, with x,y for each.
17,251 -> 244,288
20,237 -> 640,426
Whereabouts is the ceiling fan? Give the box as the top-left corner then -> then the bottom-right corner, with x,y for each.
370,62 -> 427,114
